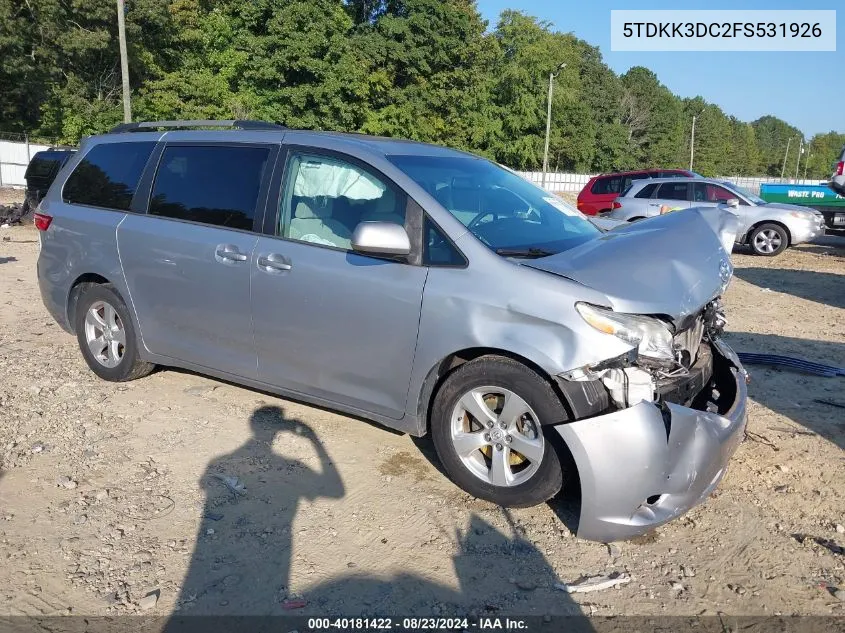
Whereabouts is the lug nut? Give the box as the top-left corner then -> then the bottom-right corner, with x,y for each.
487,421 -> 494,428
499,421 -> 507,429
505,435 -> 512,443
495,443 -> 503,451
484,433 -> 490,441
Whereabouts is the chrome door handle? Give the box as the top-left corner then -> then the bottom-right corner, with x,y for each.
258,254 -> 292,272
215,244 -> 248,262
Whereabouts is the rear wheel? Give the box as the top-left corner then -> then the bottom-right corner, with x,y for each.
750,223 -> 788,256
74,284 -> 154,381
431,356 -> 567,508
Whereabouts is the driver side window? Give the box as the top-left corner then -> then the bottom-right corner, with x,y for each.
280,152 -> 406,250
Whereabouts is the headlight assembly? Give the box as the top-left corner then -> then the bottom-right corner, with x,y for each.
575,302 -> 675,363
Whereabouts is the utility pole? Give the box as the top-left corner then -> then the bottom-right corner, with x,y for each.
689,115 -> 697,171
794,139 -> 803,182
117,0 -> 131,123
804,141 -> 811,180
541,62 -> 566,190
780,136 -> 792,179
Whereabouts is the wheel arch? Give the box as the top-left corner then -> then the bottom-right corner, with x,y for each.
745,220 -> 791,246
416,347 -> 590,437
66,273 -> 115,334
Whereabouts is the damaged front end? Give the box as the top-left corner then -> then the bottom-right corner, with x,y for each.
554,299 -> 748,543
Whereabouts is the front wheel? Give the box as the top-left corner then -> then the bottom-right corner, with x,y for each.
750,223 -> 788,256
430,356 -> 567,508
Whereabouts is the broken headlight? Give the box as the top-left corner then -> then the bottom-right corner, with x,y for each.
575,302 -> 675,363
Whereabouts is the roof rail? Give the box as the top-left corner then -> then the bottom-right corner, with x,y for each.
108,120 -> 285,133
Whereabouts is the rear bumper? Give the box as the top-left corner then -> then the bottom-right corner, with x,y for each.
553,339 -> 747,542
37,258 -> 73,333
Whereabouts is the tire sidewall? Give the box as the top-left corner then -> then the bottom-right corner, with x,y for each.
751,223 -> 788,256
431,357 -> 565,508
75,285 -> 143,381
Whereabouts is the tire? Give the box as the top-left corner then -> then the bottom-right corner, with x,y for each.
628,216 -> 645,222
749,223 -> 788,256
430,355 -> 567,508
74,284 -> 154,382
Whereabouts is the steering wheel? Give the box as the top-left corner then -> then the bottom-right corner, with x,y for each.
468,211 -> 499,230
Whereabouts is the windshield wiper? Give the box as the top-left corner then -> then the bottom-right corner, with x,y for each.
494,247 -> 556,259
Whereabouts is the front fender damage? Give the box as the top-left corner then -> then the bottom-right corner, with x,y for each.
553,339 -> 748,542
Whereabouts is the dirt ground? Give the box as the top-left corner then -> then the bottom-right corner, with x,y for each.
0,215 -> 843,620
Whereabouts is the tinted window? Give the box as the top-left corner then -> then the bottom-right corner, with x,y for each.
656,182 -> 689,201
621,173 -> 649,191
424,216 -> 466,266
634,183 -> 658,199
149,145 -> 270,230
658,170 -> 687,178
590,176 -> 621,195
692,182 -> 736,203
26,156 -> 60,180
63,142 -> 155,210
281,153 -> 405,250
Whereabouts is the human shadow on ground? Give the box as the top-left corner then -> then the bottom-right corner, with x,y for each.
0,256 -> 17,265
165,405 -> 587,625
724,331 -> 845,451
165,405 -> 344,619
734,267 -> 845,309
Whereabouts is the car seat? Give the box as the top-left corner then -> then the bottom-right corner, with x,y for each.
288,199 -> 352,249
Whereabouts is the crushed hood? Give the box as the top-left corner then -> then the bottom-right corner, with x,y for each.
525,207 -> 738,319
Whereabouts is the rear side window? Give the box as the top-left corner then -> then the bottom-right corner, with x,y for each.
149,145 -> 270,231
621,173 -> 649,191
26,156 -> 59,180
590,176 -> 621,195
634,183 -> 658,199
63,142 -> 156,210
656,182 -> 689,201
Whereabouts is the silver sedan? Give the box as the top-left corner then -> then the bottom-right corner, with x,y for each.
608,177 -> 825,256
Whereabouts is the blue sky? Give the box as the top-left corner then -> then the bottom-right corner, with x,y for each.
476,0 -> 842,137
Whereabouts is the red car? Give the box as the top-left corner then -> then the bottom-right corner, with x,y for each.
577,169 -> 697,216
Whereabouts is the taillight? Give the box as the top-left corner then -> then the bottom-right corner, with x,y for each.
611,201 -> 622,209
33,212 -> 53,231
836,161 -> 844,176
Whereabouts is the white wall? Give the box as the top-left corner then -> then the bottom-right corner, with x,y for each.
0,139 -> 52,187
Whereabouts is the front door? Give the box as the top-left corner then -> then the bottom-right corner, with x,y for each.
250,149 -> 427,419
118,142 -> 276,378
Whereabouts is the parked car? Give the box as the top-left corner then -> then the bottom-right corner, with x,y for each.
36,120 -> 747,542
23,149 -> 76,215
576,168 -> 697,216
608,177 -> 825,256
830,146 -> 845,196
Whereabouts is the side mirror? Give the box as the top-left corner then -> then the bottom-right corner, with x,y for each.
351,221 -> 411,256
724,198 -> 740,209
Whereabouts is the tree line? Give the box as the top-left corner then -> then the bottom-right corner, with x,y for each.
2,0 -> 842,178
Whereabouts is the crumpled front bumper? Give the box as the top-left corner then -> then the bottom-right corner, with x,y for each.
554,338 -> 747,543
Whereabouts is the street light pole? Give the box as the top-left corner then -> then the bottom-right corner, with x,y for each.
689,115 -> 697,171
117,0 -> 132,123
541,62 -> 566,190
780,136 -> 792,179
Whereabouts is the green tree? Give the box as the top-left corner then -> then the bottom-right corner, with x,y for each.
752,115 -> 804,176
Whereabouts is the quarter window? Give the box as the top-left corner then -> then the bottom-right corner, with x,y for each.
656,182 -> 689,201
149,145 -> 270,230
634,183 -> 658,199
424,216 -> 466,267
280,153 -> 405,250
590,176 -> 621,195
63,142 -> 156,210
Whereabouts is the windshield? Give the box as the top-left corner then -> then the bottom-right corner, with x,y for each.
723,182 -> 765,205
387,154 -> 599,256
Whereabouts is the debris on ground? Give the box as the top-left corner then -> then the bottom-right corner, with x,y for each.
138,589 -> 160,611
554,572 -> 631,593
212,473 -> 246,497
282,599 -> 307,610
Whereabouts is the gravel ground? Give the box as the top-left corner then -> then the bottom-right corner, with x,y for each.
0,223 -> 843,619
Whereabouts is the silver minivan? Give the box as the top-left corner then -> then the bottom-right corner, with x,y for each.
36,121 -> 748,542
